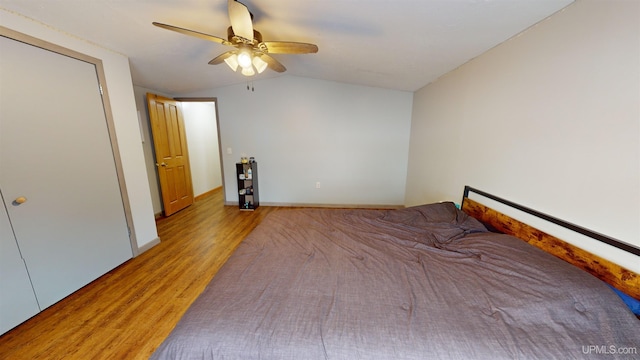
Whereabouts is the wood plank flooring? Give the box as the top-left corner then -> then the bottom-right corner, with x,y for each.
0,189 -> 281,359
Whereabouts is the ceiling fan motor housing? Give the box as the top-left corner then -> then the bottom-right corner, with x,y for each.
227,26 -> 262,47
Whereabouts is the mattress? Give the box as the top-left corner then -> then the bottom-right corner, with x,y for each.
151,202 -> 639,359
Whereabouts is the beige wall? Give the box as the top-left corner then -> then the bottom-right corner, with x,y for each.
180,75 -> 414,207
406,0 -> 639,271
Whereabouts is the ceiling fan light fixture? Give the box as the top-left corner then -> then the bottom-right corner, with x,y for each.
241,66 -> 255,76
224,54 -> 239,71
252,56 -> 268,74
237,50 -> 253,69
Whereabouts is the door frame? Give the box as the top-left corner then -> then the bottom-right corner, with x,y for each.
0,26 -> 139,255
174,97 -> 227,204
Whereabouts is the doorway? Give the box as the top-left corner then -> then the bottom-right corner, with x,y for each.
177,98 -> 224,202
136,90 -> 223,218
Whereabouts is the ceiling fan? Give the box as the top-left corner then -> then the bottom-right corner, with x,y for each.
153,0 -> 318,76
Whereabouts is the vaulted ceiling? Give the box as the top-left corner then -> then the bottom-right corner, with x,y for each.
0,0 -> 574,94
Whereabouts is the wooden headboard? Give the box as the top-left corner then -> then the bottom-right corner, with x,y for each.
460,186 -> 640,301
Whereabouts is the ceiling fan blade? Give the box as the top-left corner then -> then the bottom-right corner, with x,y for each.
153,22 -> 231,46
208,51 -> 237,65
256,53 -> 286,73
228,0 -> 254,41
261,41 -> 318,54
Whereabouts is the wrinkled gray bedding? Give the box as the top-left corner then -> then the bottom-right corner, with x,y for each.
151,203 -> 639,359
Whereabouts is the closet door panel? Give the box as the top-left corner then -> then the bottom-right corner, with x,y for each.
0,191 -> 40,334
0,37 -> 133,309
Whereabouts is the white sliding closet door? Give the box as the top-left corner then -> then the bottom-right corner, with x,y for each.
0,191 -> 40,334
0,36 -> 132,310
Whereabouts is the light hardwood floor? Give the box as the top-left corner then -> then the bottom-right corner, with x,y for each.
0,188 -> 281,359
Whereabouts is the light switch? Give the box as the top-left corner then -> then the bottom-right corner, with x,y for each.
227,147 -> 233,155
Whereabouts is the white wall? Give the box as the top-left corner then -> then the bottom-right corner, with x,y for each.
406,0 -> 639,272
180,75 -> 413,207
1,10 -> 159,251
182,101 -> 223,197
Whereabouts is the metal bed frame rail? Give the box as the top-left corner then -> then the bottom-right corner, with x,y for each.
462,185 -> 640,256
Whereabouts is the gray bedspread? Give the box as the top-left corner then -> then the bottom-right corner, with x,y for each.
151,203 -> 639,359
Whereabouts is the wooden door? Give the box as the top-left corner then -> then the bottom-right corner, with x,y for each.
0,35 -> 133,311
147,94 -> 194,216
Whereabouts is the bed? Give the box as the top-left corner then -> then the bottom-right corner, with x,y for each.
151,186 -> 639,359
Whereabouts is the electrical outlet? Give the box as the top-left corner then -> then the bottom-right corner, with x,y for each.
315,182 -> 321,189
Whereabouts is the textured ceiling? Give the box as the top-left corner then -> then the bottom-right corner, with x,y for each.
0,0 -> 574,94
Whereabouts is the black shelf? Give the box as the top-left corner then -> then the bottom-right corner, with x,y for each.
236,162 -> 259,210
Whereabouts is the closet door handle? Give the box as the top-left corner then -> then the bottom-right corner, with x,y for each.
14,196 -> 27,205
156,162 -> 167,167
